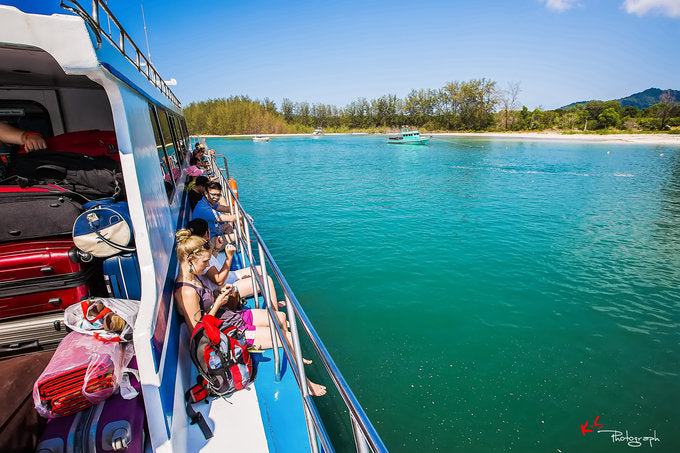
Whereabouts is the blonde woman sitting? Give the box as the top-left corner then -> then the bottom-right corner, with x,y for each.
186,218 -> 282,310
173,230 -> 326,396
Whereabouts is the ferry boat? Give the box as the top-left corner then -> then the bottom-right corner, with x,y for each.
0,2 -> 386,452
252,135 -> 270,142
386,126 -> 430,145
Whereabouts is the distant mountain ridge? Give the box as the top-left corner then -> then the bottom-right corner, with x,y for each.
561,88 -> 679,110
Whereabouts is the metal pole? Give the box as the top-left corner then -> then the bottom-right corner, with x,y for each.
141,3 -> 151,62
286,292 -> 319,452
259,247 -> 281,378
351,414 -> 371,453
91,0 -> 99,25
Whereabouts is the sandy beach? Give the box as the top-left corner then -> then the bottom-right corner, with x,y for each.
431,132 -> 680,146
202,132 -> 680,146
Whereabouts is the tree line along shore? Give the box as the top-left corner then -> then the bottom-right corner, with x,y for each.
183,79 -> 680,136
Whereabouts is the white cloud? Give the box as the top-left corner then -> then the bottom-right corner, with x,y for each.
543,0 -> 578,12
623,0 -> 680,17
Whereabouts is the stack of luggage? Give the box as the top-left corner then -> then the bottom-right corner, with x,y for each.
0,130 -> 131,356
0,131 -> 147,452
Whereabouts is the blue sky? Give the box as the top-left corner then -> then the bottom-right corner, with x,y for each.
47,1 -> 680,109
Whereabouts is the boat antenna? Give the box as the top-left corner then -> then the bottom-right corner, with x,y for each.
141,3 -> 151,62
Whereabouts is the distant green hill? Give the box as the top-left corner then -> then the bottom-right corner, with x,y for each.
561,88 -> 679,110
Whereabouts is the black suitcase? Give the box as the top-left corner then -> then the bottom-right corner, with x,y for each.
9,151 -> 124,199
0,185 -> 83,243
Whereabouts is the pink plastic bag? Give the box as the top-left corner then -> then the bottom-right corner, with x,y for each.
33,331 -> 133,418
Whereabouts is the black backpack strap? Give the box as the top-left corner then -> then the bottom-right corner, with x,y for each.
184,377 -> 213,439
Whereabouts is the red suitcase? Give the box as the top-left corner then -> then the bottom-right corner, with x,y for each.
0,239 -> 94,320
45,129 -> 120,162
0,239 -> 83,283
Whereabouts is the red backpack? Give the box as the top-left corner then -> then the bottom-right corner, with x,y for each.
185,314 -> 255,438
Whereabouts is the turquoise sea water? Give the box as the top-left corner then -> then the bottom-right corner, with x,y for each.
210,135 -> 679,452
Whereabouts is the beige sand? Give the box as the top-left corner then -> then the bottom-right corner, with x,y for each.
201,132 -> 680,146
431,132 -> 680,146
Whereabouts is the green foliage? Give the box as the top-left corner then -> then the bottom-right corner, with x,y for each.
184,96 -> 289,135
184,84 -> 680,135
598,108 -> 621,128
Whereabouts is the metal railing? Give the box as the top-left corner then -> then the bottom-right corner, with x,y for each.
205,148 -> 388,453
60,0 -> 181,108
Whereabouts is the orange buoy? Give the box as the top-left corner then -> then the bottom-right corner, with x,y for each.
228,178 -> 239,206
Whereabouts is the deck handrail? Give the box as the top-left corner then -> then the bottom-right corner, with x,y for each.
60,0 -> 181,108
204,147 -> 388,453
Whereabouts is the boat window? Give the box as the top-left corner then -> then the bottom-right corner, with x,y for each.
180,118 -> 189,144
170,115 -> 186,162
148,104 -> 176,201
157,109 -> 180,177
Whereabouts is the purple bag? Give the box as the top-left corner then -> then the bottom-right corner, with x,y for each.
36,367 -> 145,452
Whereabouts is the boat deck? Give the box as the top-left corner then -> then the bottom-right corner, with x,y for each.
171,267 -> 312,452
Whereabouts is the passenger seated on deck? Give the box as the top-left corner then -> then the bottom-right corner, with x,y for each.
185,165 -> 203,191
190,144 -> 210,171
186,219 -> 281,310
191,181 -> 237,239
174,230 -> 326,396
187,175 -> 209,211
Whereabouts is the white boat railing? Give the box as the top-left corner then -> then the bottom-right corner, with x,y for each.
60,0 -> 181,108
206,150 -> 388,453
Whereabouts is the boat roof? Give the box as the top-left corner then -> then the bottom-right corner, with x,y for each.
1,1 -> 180,111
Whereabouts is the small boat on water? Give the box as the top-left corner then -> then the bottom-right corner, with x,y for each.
312,127 -> 323,136
252,135 -> 270,142
387,126 -> 431,145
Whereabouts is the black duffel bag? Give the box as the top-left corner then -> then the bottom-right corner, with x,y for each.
9,152 -> 124,199
0,185 -> 83,242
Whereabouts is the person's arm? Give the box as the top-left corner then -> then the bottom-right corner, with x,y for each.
0,123 -> 47,151
213,201 -> 232,213
205,250 -> 235,286
216,211 -> 237,222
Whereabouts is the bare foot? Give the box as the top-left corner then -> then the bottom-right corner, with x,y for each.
277,300 -> 286,308
303,358 -> 313,365
308,380 -> 326,397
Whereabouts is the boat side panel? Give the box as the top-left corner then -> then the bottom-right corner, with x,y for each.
98,78 -> 185,445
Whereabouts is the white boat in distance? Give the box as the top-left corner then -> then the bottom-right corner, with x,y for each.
312,127 -> 323,136
252,135 -> 270,142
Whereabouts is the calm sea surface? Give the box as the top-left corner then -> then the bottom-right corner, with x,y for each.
210,135 -> 679,452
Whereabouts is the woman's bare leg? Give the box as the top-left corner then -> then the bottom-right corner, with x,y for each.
249,310 -> 312,364
250,327 -> 326,396
233,266 -> 278,310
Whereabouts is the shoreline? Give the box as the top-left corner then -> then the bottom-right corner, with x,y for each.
201,132 -> 680,146
431,131 -> 680,146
